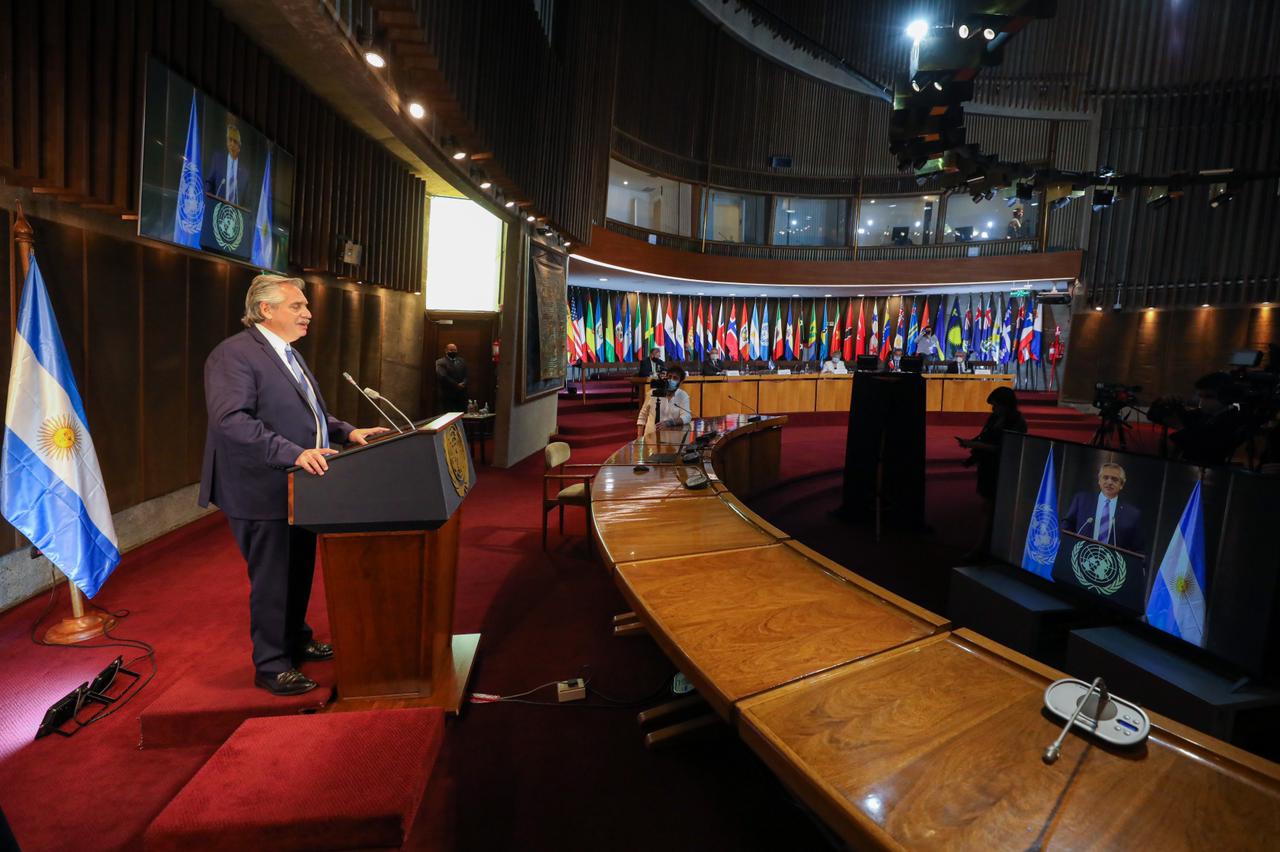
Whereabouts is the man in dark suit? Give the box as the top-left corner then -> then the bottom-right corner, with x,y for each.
434,343 -> 469,414
1061,462 -> 1146,554
638,348 -> 664,377
205,120 -> 251,205
201,275 -> 388,695
701,346 -> 727,376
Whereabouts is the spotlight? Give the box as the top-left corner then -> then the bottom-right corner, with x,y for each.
1094,305 -> 1103,312
957,19 -> 999,40
563,241 -> 571,248
1015,182 -> 1035,201
36,683 -> 89,739
361,35 -> 388,69
504,200 -> 515,208
932,80 -> 944,91
1091,187 -> 1116,211
1146,185 -> 1179,209
906,19 -> 929,40
911,79 -> 922,92
526,214 -> 536,222
1050,196 -> 1072,210
407,101 -> 426,120
452,151 -> 467,161
479,181 -> 492,189
1209,182 -> 1233,208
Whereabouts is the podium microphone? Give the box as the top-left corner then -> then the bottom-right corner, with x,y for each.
1043,676 -> 1108,764
342,372 -> 403,433
727,395 -> 763,422
363,387 -> 416,432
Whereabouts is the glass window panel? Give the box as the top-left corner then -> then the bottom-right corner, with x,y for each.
942,190 -> 1039,243
856,196 -> 938,246
425,196 -> 503,312
772,197 -> 849,246
702,189 -> 768,244
605,159 -> 693,237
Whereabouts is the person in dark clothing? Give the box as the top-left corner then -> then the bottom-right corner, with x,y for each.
701,347 -> 727,376
638,348 -> 665,377
435,343 -> 469,413
957,386 -> 1028,555
1166,371 -> 1246,466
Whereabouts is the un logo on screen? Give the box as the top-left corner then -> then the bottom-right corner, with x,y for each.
212,201 -> 244,251
1026,505 -> 1059,567
1071,540 -> 1127,596
177,160 -> 205,237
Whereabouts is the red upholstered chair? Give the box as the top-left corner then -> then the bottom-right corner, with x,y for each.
542,441 -> 599,550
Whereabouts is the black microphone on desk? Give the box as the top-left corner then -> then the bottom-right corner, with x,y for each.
342,372 -> 403,433
727,395 -> 762,422
1043,676 -> 1108,764
363,387 -> 416,432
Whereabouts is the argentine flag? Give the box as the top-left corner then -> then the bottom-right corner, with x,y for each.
2,256 -> 120,598
1021,446 -> 1059,579
251,147 -> 274,268
1146,481 -> 1208,646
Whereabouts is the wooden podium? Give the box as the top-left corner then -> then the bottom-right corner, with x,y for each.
289,412 -> 478,713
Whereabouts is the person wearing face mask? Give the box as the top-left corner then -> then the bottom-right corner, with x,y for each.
636,365 -> 692,438
435,343 -> 469,414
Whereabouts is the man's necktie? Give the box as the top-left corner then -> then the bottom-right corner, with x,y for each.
285,347 -> 329,449
1097,500 -> 1111,544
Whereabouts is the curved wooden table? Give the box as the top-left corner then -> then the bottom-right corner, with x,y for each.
591,415 -> 1280,850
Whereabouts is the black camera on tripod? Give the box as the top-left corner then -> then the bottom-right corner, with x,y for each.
1093,382 -> 1141,417
648,375 -> 673,397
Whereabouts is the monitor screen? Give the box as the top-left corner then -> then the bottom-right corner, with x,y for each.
138,58 -> 295,271
992,433 -> 1280,675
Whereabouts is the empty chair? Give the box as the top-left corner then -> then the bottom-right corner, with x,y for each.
542,441 -> 600,550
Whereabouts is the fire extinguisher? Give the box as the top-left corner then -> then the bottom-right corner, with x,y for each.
492,339 -> 500,363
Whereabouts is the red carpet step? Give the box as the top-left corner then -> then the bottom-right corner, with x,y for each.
143,708 -> 445,852
139,658 -> 335,748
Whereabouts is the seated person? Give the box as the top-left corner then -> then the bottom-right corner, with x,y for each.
821,353 -> 849,374
636,365 -> 692,438
701,347 -> 727,376
638,348 -> 665,377
886,347 -> 904,371
952,349 -> 970,374
1061,462 -> 1146,554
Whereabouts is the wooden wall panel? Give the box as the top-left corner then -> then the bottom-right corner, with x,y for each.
185,255 -> 228,483
337,288 -> 363,425
358,293 -> 386,427
141,245 -> 189,499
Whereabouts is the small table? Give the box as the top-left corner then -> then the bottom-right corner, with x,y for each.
461,412 -> 497,464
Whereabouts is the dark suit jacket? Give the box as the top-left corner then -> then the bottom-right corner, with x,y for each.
1061,491 -> 1145,554
701,358 -> 726,376
206,156 -> 252,206
199,326 -> 353,520
638,358 -> 664,377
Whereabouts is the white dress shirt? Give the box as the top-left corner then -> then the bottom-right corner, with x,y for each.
821,359 -> 848,374
256,324 -> 324,448
637,387 -> 692,433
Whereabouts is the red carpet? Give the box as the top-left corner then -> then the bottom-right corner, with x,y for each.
144,708 -> 444,852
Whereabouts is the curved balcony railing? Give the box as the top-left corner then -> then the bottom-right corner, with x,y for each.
603,220 -> 1041,262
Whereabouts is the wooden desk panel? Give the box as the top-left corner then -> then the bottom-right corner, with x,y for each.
603,439 -> 684,466
938,375 -> 1014,412
738,630 -> 1280,851
593,464 -> 712,501
925,377 -> 944,410
615,543 -> 947,720
700,379 -> 759,417
815,376 -> 854,411
592,495 -> 779,570
757,376 -> 816,414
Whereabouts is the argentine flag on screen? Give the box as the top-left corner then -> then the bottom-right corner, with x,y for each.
1,256 -> 120,598
1146,481 -> 1208,646
251,147 -> 274,268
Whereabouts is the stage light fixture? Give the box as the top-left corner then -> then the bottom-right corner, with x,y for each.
35,683 -> 89,739
362,36 -> 388,69
1146,185 -> 1180,209
1050,196 -> 1072,210
1091,187 -> 1116,211
1015,182 -> 1035,201
1209,182 -> 1233,208
906,19 -> 930,40
407,101 -> 426,120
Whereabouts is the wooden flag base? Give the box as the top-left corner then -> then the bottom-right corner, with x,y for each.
43,610 -> 116,645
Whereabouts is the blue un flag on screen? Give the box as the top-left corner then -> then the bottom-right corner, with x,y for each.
1021,446 -> 1059,579
1146,481 -> 1208,646
173,91 -> 205,247
2,256 -> 121,598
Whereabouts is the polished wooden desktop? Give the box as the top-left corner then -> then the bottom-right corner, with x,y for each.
590,415 -> 1280,849
629,372 -> 1013,416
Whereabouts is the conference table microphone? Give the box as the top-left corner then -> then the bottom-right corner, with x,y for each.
342,372 -> 403,433
727,395 -> 763,422
363,387 -> 417,432
1043,677 -> 1107,764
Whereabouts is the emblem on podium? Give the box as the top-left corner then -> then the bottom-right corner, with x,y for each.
1071,539 -> 1127,595
212,201 -> 245,251
444,421 -> 470,497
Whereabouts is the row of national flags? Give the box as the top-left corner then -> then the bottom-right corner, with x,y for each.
567,288 -> 1048,367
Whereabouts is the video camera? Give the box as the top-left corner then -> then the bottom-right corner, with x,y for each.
1093,382 -> 1141,417
648,375 -> 673,397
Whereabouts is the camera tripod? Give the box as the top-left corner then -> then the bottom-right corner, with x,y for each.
1090,409 -> 1132,449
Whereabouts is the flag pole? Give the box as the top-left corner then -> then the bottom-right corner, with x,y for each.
12,202 -> 116,644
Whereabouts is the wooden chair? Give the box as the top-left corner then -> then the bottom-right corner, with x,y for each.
542,442 -> 600,550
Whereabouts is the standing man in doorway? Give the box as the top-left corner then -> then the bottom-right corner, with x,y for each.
200,275 -> 389,696
436,343 -> 469,413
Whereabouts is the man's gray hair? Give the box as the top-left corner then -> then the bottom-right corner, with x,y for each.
241,274 -> 304,327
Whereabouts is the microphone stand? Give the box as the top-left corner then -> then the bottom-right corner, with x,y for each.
1043,677 -> 1108,764
343,372 -> 403,432
366,387 -> 416,432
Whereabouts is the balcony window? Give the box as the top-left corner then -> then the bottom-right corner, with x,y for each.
856,196 -> 937,246
605,159 -> 693,237
943,190 -> 1039,243
772,197 -> 849,246
702,189 -> 768,244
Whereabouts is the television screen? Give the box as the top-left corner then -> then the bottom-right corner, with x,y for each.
992,433 -> 1280,675
138,59 -> 295,271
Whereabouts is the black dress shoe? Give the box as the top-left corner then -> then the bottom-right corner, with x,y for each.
299,640 -> 334,662
255,669 -> 318,696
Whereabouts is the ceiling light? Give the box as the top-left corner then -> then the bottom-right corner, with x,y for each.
623,180 -> 629,185
598,278 -> 608,282
407,101 -> 425,120
933,80 -> 943,91
526,214 -> 536,222
479,180 -> 492,189
504,200 -> 515,208
1209,181 -> 1234,208
452,151 -> 467,160
1201,303 -> 1211,308
1094,305 -> 1103,311
906,19 -> 929,41
364,49 -> 387,69
563,241 -> 571,248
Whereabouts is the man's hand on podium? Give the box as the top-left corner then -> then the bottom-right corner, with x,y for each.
349,427 -> 392,445
296,448 -> 339,476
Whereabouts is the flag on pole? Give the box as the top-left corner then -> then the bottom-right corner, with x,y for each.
830,302 -> 843,360
694,300 -> 705,361
843,299 -> 854,360
1020,446 -> 1059,580
584,296 -> 597,362
664,299 -> 678,360
1031,303 -> 1044,361
575,292 -> 588,361
773,302 -> 784,360
868,302 -> 880,357
1146,481 -> 1208,646
760,301 -> 770,361
1018,302 -> 1033,363
944,298 -> 963,359
808,302 -> 818,361
653,296 -> 664,357
905,299 -> 920,355
892,301 -> 906,352
673,300 -> 685,361
985,297 -> 999,358
623,298 -> 634,361
819,300 -> 830,361
880,302 -> 895,361
999,297 -> 1014,365
920,298 -> 931,341
251,148 -> 274,268
2,255 -> 121,598
854,299 -> 866,357
643,296 -> 654,357
749,301 -> 761,359
784,302 -> 795,360
566,294 -> 582,362
715,301 -> 726,353
173,92 -> 205,248
962,302 -> 973,355
604,296 -> 616,362
725,302 -> 739,360
595,294 -> 606,361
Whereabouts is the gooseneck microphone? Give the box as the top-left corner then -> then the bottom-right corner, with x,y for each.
364,387 -> 416,432
342,372 -> 403,433
727,395 -> 763,422
1043,676 -> 1108,764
